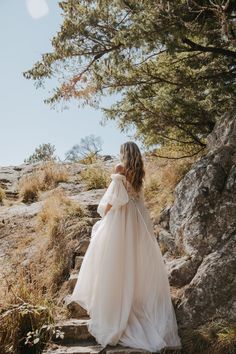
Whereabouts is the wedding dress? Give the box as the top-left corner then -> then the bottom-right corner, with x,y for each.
70,172 -> 181,352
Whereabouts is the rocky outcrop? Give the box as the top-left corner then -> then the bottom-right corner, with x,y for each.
160,112 -> 236,327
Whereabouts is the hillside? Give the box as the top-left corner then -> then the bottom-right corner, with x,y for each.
0,112 -> 235,354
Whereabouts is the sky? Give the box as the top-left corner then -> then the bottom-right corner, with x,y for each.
0,0 -> 137,166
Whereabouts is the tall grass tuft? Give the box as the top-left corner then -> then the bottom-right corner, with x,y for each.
78,152 -> 98,165
144,155 -> 195,219
0,269 -> 60,354
19,162 -> 69,203
80,166 -> 110,190
35,189 -> 88,292
181,320 -> 236,354
0,186 -> 6,204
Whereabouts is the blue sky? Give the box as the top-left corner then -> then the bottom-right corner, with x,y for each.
0,0 -> 137,166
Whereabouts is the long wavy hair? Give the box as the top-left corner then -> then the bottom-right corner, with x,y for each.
120,141 -> 145,192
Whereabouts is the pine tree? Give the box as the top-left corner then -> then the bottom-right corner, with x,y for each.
24,0 -> 236,157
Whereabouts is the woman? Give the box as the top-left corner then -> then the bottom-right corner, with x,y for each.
70,141 -> 181,352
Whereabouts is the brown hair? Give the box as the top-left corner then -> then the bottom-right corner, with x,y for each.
120,141 -> 145,192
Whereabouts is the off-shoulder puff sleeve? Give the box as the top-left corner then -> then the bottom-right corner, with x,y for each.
97,173 -> 129,217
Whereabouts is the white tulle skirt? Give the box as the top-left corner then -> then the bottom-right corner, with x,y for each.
70,195 -> 181,352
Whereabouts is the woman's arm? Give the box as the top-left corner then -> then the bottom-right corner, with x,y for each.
104,203 -> 112,216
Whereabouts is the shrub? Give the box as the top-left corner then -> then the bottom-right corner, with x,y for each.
19,176 -> 40,203
78,152 -> 98,165
0,270 -> 60,354
0,187 -> 6,204
24,143 -> 58,164
19,162 -> 69,203
38,162 -> 69,190
80,166 -> 110,190
181,320 -> 236,354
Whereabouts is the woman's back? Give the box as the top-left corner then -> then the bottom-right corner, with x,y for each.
114,163 -> 144,202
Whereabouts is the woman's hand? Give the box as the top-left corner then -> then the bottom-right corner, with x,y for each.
104,203 -> 112,216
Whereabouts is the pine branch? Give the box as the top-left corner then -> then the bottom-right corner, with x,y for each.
182,37 -> 236,59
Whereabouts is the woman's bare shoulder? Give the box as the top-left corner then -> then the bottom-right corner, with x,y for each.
115,163 -> 125,174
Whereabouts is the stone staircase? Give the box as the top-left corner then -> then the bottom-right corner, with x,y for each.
42,209 -> 151,354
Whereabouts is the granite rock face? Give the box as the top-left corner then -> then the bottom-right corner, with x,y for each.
165,112 -> 236,327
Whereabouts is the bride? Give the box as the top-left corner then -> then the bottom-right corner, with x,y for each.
70,141 -> 181,352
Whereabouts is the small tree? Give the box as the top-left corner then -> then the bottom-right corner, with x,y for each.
24,143 -> 58,164
65,135 -> 103,162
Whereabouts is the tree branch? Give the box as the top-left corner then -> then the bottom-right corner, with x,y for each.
182,37 -> 236,58
150,146 -> 206,159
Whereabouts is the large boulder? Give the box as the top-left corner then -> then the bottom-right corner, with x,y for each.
166,112 -> 236,327
177,237 -> 236,326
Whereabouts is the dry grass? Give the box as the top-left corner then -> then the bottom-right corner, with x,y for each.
19,176 -> 40,203
37,189 -> 87,232
0,270 -> 56,354
78,152 -> 98,165
0,189 -> 89,353
0,186 -> 6,204
19,162 -> 69,203
35,189 -> 88,292
181,320 -> 236,354
143,154 -> 199,220
80,165 -> 110,190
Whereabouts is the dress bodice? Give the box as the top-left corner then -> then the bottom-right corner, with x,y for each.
123,179 -> 144,201
111,173 -> 144,202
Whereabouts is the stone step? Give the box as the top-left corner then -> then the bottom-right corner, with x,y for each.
75,238 -> 90,256
105,346 -> 150,354
68,273 -> 78,293
54,319 -> 94,344
43,343 -> 151,354
42,342 -> 103,354
74,256 -> 84,270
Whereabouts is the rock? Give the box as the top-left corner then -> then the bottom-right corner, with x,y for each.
157,228 -> 176,255
71,190 -> 105,217
42,343 -> 150,354
105,348 -> 150,354
167,112 -> 236,326
56,182 -> 86,195
5,190 -> 19,200
75,238 -> 90,256
169,113 -> 236,257
206,111 -> 236,152
166,255 -> 202,287
74,256 -> 84,270
68,273 -> 78,293
0,200 -> 44,220
42,343 -> 103,354
176,237 -> 236,327
158,206 -> 171,229
53,319 -> 94,343
101,155 -> 113,161
66,299 -> 88,319
0,165 -> 21,199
